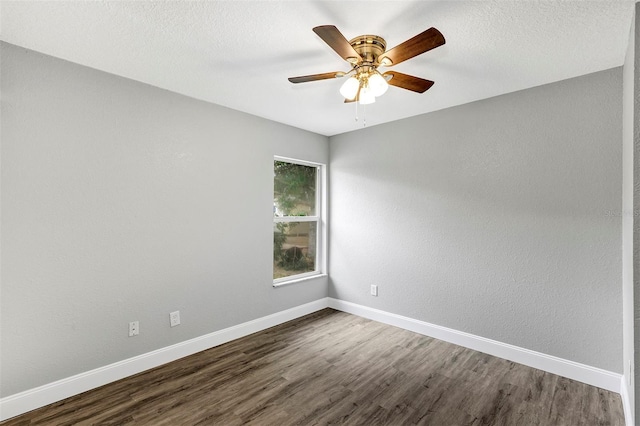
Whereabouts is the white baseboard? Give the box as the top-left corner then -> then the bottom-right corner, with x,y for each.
328,298 -> 622,394
621,375 -> 634,426
2,297 -> 625,421
0,298 -> 330,421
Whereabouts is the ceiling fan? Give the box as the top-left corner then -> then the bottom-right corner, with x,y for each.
288,25 -> 445,104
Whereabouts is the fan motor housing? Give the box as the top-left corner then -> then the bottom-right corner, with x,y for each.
349,35 -> 386,64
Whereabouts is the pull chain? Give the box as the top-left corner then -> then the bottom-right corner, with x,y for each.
363,104 -> 367,127
355,99 -> 358,122
353,99 -> 367,127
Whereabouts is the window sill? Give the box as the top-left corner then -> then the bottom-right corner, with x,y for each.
273,273 -> 327,288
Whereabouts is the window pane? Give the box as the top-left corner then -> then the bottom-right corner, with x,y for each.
273,221 -> 317,279
274,161 -> 316,217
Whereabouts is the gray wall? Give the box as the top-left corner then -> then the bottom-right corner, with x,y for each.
0,42 -> 328,397
329,68 -> 623,372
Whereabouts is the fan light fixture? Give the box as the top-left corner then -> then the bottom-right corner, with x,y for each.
359,86 -> 375,105
339,76 -> 359,100
339,69 -> 389,104
368,72 -> 388,97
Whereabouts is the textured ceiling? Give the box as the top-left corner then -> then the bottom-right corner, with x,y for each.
0,1 -> 636,136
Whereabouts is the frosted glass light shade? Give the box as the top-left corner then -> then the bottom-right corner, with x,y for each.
368,72 -> 388,97
339,77 -> 360,100
359,86 -> 375,105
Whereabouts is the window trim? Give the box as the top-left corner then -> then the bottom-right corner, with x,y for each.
273,156 -> 326,286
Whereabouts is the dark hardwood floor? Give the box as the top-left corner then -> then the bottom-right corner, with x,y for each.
1,309 -> 624,425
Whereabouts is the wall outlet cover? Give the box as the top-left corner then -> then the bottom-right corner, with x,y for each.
128,321 -> 139,337
170,311 -> 180,327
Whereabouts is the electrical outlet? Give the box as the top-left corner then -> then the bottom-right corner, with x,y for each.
370,285 -> 378,296
170,311 -> 180,327
129,321 -> 139,337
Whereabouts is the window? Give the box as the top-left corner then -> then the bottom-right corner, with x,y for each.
273,157 -> 324,284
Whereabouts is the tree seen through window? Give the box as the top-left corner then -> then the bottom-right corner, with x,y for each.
273,160 -> 319,281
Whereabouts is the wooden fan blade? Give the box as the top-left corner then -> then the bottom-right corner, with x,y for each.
288,72 -> 343,83
379,27 -> 445,66
313,25 -> 362,63
383,71 -> 434,93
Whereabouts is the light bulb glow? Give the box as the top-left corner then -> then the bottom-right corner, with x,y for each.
359,86 -> 375,105
339,77 -> 359,100
368,72 -> 388,97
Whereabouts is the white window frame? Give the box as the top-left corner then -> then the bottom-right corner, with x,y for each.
273,156 -> 326,286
